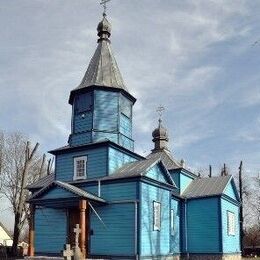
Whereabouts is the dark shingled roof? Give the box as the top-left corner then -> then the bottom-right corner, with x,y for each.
182,175 -> 232,199
26,173 -> 55,190
29,180 -> 106,204
146,150 -> 182,170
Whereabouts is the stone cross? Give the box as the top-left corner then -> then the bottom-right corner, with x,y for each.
63,244 -> 74,260
74,224 -> 81,248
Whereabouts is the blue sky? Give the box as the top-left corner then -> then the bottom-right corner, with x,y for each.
0,1 -> 260,227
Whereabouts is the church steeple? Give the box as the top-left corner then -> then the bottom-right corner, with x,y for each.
152,119 -> 170,152
69,14 -> 131,105
68,13 -> 135,151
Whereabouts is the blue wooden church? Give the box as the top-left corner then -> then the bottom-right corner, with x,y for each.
27,12 -> 241,260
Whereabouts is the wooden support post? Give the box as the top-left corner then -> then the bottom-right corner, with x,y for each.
79,200 -> 87,258
28,204 -> 35,256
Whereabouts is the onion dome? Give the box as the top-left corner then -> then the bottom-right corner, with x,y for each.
152,119 -> 169,152
97,14 -> 111,42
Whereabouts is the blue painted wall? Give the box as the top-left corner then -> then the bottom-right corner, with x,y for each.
224,180 -> 238,201
186,197 -> 221,253
119,134 -> 134,151
35,208 -> 67,254
93,90 -> 118,132
108,147 -> 138,174
140,182 -> 170,257
170,170 -> 180,190
221,198 -> 240,253
171,198 -> 180,254
100,181 -> 137,201
41,186 -> 77,200
146,164 -> 168,184
69,132 -> 92,146
119,113 -> 132,137
55,147 -> 107,181
90,203 -> 136,256
70,92 -> 93,146
180,173 -> 193,193
69,90 -> 134,150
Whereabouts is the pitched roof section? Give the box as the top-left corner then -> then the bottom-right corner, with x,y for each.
29,181 -> 106,204
182,175 -> 232,199
26,173 -> 55,190
100,157 -> 176,187
147,150 -> 182,170
76,40 -> 127,92
69,15 -> 132,105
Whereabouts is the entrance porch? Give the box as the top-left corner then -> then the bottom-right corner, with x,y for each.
27,181 -> 107,258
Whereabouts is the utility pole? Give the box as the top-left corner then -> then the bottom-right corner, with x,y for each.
238,161 -> 244,255
208,165 -> 212,178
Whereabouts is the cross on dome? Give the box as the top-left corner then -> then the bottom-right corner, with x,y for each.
100,0 -> 111,16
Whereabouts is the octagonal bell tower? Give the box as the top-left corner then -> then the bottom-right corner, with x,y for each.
68,14 -> 136,151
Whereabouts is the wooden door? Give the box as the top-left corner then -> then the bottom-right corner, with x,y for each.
68,207 -> 89,253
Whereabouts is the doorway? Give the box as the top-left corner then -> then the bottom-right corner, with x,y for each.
68,207 -> 89,253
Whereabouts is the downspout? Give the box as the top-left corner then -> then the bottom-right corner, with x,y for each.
184,198 -> 189,259
135,201 -> 138,260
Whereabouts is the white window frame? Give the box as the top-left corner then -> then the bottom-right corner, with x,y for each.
73,156 -> 87,180
153,201 -> 161,231
227,211 -> 236,236
171,209 -> 175,235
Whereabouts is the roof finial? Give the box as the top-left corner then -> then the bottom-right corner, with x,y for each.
100,0 -> 111,17
156,105 -> 165,126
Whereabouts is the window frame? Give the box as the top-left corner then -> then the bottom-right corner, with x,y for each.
153,201 -> 161,231
73,156 -> 87,180
227,211 -> 236,236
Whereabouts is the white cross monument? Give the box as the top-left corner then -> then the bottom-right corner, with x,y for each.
63,244 -> 74,260
73,224 -> 83,260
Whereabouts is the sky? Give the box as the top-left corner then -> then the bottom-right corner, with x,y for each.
0,0 -> 260,229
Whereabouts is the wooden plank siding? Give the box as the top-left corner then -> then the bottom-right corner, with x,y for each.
186,197 -> 221,253
221,198 -> 240,253
93,90 -> 118,132
108,147 -> 138,174
180,173 -> 193,193
223,181 -> 238,201
119,134 -> 134,151
35,208 -> 67,254
73,112 -> 92,133
146,164 -> 169,184
90,203 -> 136,256
100,181 -> 137,201
140,182 -> 171,257
55,147 -> 108,181
170,170 -> 180,190
171,198 -> 180,254
69,132 -> 92,146
41,186 -> 77,200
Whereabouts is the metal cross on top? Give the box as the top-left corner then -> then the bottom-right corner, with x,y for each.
156,105 -> 165,120
74,224 -> 81,248
100,0 -> 111,16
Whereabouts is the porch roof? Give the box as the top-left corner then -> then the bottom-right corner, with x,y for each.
28,180 -> 106,204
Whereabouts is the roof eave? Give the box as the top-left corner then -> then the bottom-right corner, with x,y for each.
68,85 -> 136,105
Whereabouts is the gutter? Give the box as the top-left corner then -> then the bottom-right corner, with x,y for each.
184,198 -> 189,259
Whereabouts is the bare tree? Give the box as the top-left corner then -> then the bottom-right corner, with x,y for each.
0,131 -> 4,194
0,132 -> 51,255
